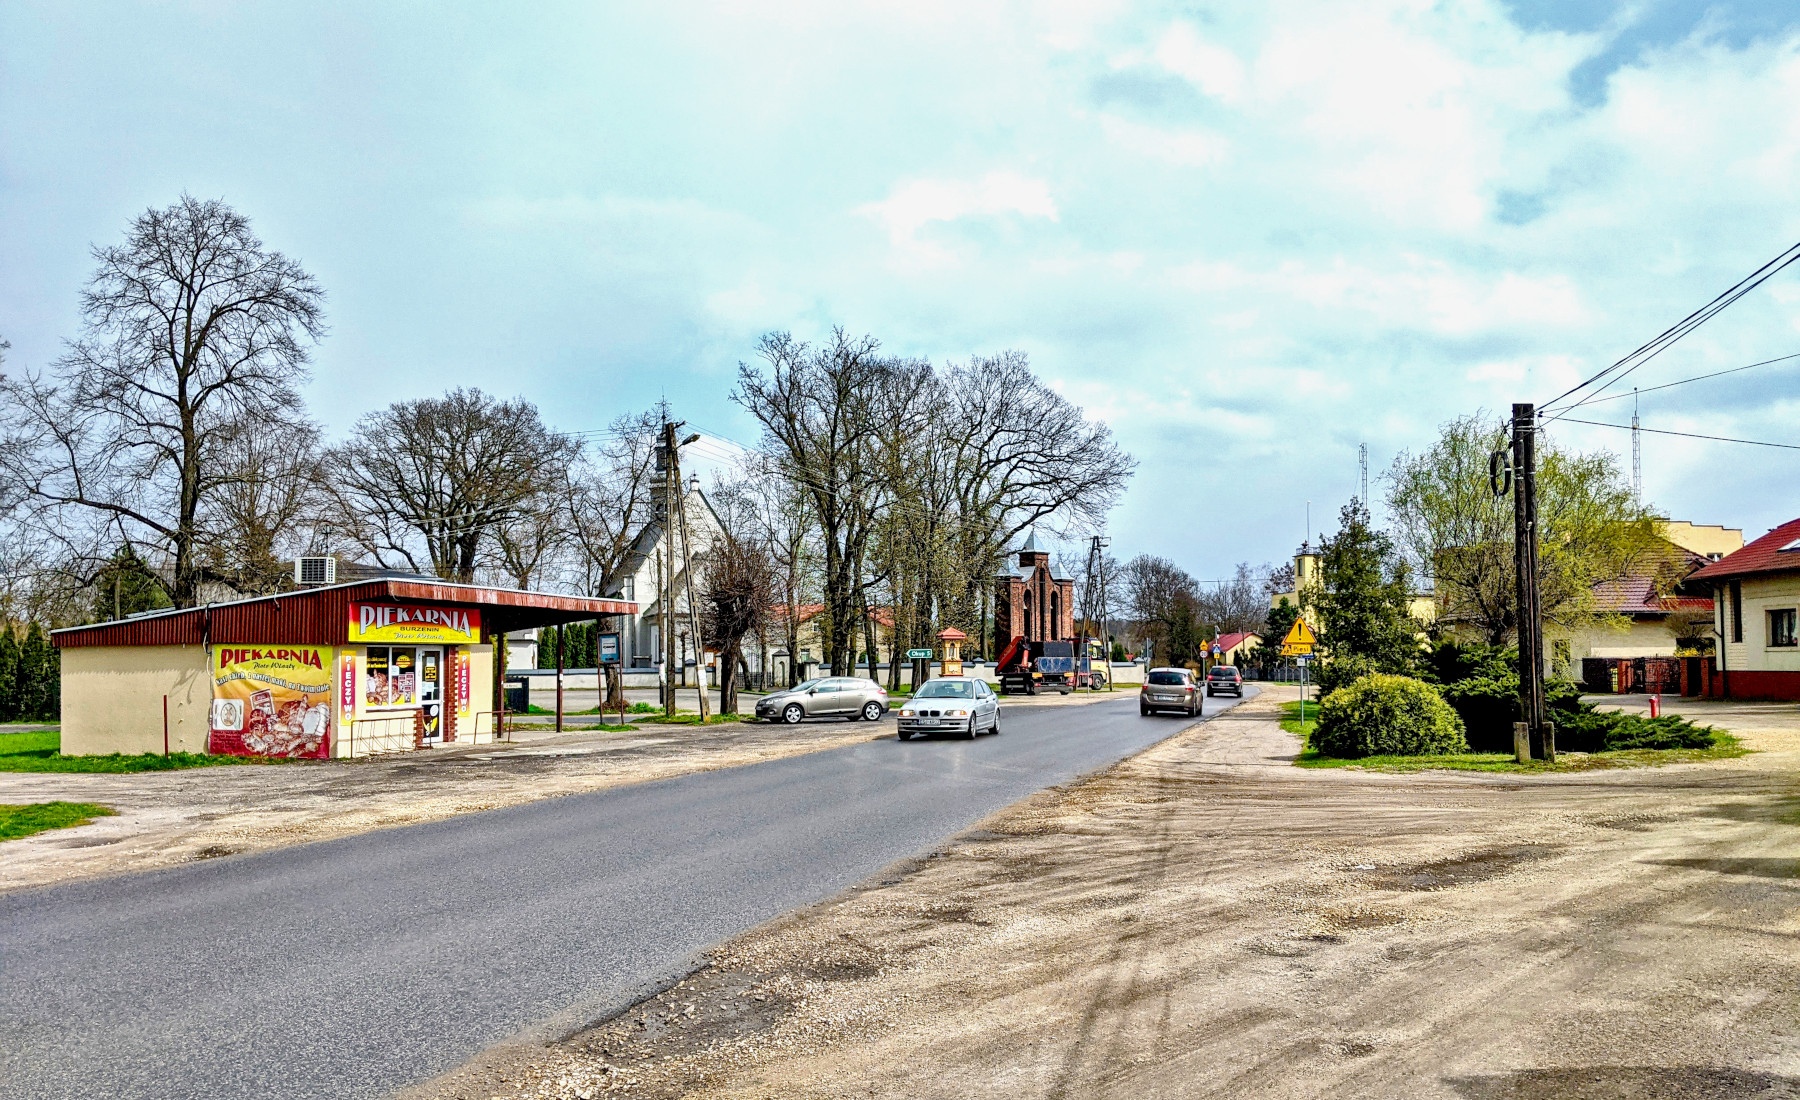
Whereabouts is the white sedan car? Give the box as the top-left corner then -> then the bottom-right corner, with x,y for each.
896,676 -> 1000,740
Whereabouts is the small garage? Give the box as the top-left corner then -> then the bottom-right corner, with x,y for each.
52,579 -> 636,758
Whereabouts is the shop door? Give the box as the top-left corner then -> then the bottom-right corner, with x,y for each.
419,648 -> 444,742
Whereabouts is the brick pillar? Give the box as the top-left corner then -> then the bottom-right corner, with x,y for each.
443,646 -> 458,743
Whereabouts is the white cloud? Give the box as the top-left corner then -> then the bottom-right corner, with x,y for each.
857,172 -> 1059,261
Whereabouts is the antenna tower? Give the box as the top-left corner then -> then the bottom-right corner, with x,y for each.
1631,388 -> 1641,503
1359,442 -> 1369,508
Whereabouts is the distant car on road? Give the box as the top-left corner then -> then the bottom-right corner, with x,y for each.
1140,667 -> 1201,717
754,677 -> 889,724
896,676 -> 1000,740
1206,665 -> 1245,697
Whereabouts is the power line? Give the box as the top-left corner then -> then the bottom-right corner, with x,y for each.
1565,350 -> 1800,407
1558,416 -> 1800,451
1540,238 -> 1800,415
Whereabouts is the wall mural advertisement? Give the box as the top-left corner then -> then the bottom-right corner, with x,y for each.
209,645 -> 334,758
347,602 -> 482,645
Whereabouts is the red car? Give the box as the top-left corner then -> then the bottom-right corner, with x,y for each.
1206,665 -> 1244,697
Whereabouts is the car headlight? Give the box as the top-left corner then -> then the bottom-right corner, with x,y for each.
948,709 -> 969,717
899,709 -> 915,717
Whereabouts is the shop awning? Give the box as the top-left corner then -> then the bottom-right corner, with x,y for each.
53,579 -> 638,649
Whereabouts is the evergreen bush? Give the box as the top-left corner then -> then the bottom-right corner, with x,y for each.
1312,674 -> 1468,758
0,624 -> 59,723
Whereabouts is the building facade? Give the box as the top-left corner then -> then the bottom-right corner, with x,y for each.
993,532 -> 1075,655
53,579 -> 634,758
599,485 -> 726,684
1690,517 -> 1800,700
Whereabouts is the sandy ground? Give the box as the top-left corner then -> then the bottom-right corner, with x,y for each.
411,686 -> 1800,1100
0,689 -> 1127,894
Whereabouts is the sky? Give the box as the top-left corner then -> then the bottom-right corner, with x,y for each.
4,0 -> 1800,585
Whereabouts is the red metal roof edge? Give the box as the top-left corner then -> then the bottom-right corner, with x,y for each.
53,578 -> 636,647
1688,517 -> 1800,583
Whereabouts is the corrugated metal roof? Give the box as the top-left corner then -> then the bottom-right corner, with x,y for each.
1689,517 -> 1800,584
53,579 -> 637,649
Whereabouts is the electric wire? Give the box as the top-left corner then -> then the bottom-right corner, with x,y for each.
1563,350 -> 1800,407
1557,417 -> 1800,451
1539,238 -> 1800,417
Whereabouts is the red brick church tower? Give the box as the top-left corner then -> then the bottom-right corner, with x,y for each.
993,532 -> 1075,656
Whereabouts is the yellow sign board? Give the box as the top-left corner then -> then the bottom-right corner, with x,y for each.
210,645 -> 334,758
1279,619 -> 1317,656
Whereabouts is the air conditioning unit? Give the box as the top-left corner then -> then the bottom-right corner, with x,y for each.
294,556 -> 337,586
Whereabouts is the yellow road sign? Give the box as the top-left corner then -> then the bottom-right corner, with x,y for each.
1279,618 -> 1317,656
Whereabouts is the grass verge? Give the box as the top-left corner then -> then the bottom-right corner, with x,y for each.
632,712 -> 747,726
0,729 -> 295,773
1281,702 -> 1750,773
0,801 -> 118,842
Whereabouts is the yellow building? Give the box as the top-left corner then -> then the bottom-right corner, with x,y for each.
1267,543 -> 1438,626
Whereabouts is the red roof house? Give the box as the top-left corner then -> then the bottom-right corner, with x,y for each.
1687,517 -> 1800,700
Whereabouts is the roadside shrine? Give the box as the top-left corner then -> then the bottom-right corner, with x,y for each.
51,578 -> 636,758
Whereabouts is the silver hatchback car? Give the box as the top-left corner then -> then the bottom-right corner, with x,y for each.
754,677 -> 890,724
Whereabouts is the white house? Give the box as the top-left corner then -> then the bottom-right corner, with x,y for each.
600,484 -> 727,686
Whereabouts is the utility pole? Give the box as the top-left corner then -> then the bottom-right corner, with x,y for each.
676,471 -> 709,721
1509,403 -> 1553,761
659,421 -> 678,716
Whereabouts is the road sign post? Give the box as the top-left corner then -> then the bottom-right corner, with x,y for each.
1279,620 -> 1318,733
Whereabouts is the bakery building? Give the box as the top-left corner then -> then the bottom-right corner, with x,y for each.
52,578 -> 635,758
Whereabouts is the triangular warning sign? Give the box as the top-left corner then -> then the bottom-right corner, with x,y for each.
1279,618 -> 1317,655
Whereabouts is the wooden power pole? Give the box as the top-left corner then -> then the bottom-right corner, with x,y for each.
1510,403 -> 1554,761
660,421 -> 678,716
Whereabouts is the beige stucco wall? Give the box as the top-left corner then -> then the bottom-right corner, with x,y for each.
1662,521 -> 1743,560
1551,620 -> 1681,674
60,645 -> 212,756
1721,575 -> 1800,673
464,643 -> 496,742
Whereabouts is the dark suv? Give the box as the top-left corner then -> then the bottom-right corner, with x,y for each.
1206,665 -> 1244,697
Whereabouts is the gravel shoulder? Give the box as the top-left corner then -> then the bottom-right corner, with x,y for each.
414,686 -> 1800,1099
0,690 -> 1133,894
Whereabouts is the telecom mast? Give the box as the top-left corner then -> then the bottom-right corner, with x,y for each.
1631,389 -> 1642,502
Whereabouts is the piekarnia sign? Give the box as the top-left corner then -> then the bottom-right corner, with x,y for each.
347,602 -> 483,645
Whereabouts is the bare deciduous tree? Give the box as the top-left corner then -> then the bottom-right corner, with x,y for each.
736,329 -> 895,676
0,196 -> 325,607
328,388 -> 576,582
700,528 -> 776,716
567,408 -> 664,597
1121,554 -> 1200,661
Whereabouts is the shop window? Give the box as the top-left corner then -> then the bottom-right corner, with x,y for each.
364,646 -> 419,706
1769,609 -> 1797,648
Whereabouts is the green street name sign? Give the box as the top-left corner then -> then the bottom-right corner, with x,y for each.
905,649 -> 934,659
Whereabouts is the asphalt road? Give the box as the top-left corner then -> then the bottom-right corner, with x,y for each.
1,685 -> 1257,1100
